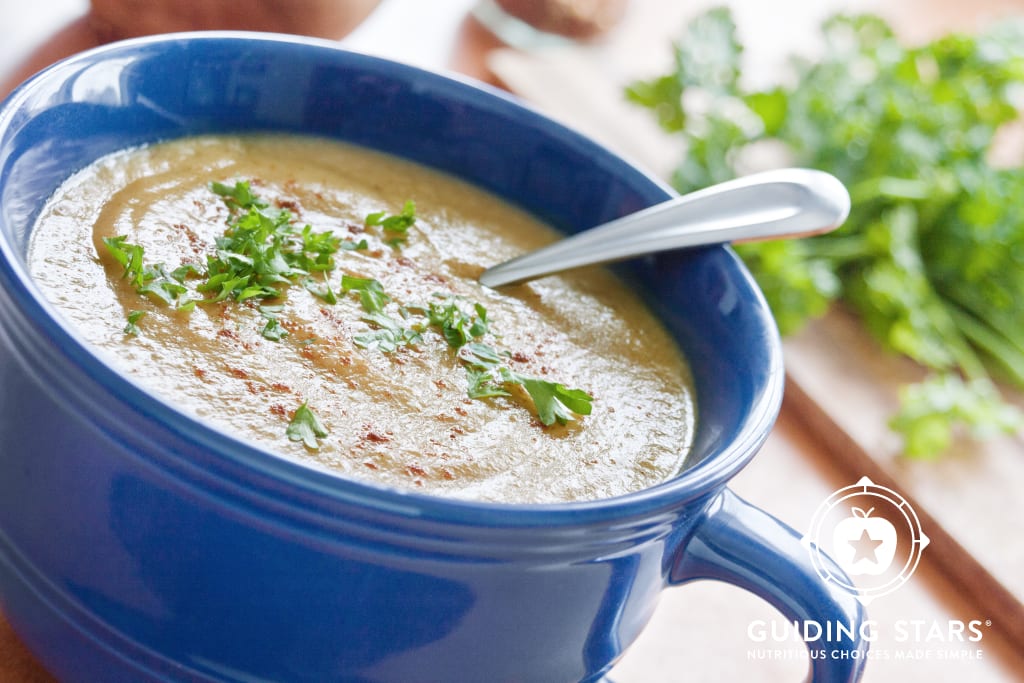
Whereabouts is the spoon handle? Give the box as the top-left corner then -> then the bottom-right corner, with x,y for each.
479,168 -> 850,288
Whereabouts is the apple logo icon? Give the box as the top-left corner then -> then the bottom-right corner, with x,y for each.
832,507 -> 898,576
804,477 -> 929,604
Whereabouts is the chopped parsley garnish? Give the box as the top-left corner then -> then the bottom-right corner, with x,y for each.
297,224 -> 345,271
365,199 -> 416,246
353,311 -> 423,352
303,273 -> 339,305
427,295 -> 490,348
259,305 -> 289,341
286,402 -> 328,450
341,274 -> 391,313
460,343 -> 513,399
428,298 -> 593,426
201,181 -> 316,302
123,310 -> 147,336
102,235 -> 146,285
261,319 -> 288,341
518,378 -> 595,427
457,338 -> 593,426
103,180 -> 352,316
341,238 -> 370,252
102,236 -> 196,310
106,178 -> 588,437
210,179 -> 266,211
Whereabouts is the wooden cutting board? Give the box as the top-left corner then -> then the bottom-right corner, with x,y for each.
485,0 -> 1024,654
784,309 -> 1024,647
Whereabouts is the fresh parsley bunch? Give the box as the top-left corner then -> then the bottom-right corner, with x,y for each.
627,8 -> 1024,457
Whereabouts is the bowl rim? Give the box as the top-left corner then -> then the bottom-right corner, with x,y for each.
0,30 -> 785,529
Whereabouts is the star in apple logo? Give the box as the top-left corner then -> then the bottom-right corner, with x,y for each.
832,507 -> 898,576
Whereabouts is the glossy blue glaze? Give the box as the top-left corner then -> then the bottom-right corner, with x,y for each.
0,33 -> 866,682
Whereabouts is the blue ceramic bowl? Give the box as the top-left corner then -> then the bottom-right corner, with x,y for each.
0,33 -> 866,682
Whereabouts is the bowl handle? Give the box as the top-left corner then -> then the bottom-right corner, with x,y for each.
671,488 -> 868,682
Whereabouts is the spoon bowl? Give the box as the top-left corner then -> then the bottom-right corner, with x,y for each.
479,167 -> 849,287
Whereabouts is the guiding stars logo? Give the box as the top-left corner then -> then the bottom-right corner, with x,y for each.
803,476 -> 930,604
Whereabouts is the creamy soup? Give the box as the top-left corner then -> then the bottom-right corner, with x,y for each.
27,135 -> 695,503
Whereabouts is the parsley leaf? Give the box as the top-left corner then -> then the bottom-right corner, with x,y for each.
341,238 -> 369,252
211,179 -> 267,211
259,306 -> 289,341
303,274 -> 338,305
443,316 -> 593,425
890,375 -> 1024,458
465,367 -> 512,399
341,275 -> 390,313
460,343 -> 513,398
365,200 -> 416,245
353,311 -> 422,352
261,317 -> 288,341
102,237 -> 195,310
428,295 -> 490,348
519,377 -> 595,426
459,341 -> 506,368
102,235 -> 146,286
123,310 -> 147,336
286,402 -> 329,450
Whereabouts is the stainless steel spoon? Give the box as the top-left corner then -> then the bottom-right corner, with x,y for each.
479,168 -> 850,288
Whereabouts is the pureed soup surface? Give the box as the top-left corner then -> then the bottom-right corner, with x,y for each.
28,134 -> 695,503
